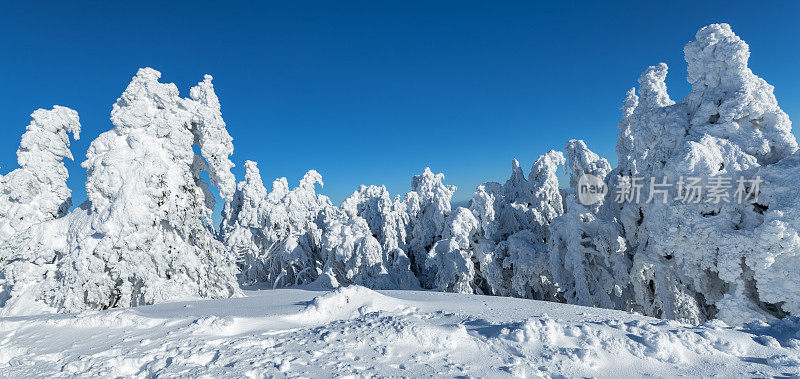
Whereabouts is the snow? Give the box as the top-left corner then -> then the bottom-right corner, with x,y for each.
604,23 -> 800,325
0,106 -> 80,245
1,24 -> 800,376
1,287 -> 799,377
0,68 -> 240,316
221,165 -> 457,291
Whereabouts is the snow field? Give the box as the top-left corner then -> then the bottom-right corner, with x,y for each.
1,287 -> 799,377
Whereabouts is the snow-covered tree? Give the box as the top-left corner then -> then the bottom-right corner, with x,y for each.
223,169 -> 425,290
608,24 -> 798,324
548,140 -> 629,309
222,163 -> 330,287
405,167 -> 456,287
0,107 -> 81,246
475,152 -> 565,297
315,203 -> 418,290
426,207 -> 478,293
188,75 -> 237,210
341,185 -> 410,254
1,68 -> 240,315
322,184 -> 418,288
219,160 -> 271,283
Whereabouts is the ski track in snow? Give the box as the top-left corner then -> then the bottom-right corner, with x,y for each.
1,287 -> 799,378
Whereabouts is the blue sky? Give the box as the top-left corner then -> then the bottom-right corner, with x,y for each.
1,1 -> 799,220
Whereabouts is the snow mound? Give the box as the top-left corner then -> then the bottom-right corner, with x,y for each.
290,285 -> 412,324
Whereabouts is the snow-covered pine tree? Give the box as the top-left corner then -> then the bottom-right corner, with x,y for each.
0,107 -> 81,246
547,140 -> 629,309
223,163 -> 330,288
224,168 -> 428,290
608,24 -> 799,324
426,206 -> 479,293
314,184 -> 419,289
425,152 -> 566,298
405,167 -> 457,288
220,160 -> 270,284
470,152 -> 566,299
0,68 -> 240,315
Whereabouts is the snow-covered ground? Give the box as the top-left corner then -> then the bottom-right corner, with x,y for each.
2,286 -> 799,378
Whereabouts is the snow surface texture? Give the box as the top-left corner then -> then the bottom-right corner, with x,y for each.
1,287 -> 799,377
1,23 -> 799,330
0,69 -> 240,316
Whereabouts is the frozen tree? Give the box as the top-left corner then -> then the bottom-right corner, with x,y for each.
468,152 -> 566,298
341,185 -> 410,253
189,75 -> 237,204
1,68 -> 240,315
548,140 -> 629,309
609,24 -> 799,324
330,185 -> 418,288
219,160 -> 271,283
316,202 -> 418,289
426,207 -> 478,293
223,165 -> 330,288
0,107 -> 81,246
223,169 -> 420,289
405,167 -> 456,287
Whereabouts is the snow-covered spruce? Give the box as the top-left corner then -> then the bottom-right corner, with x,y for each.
605,23 -> 798,324
471,151 -> 566,300
392,167 -> 455,289
548,140 -> 629,310
222,167 -> 458,290
314,184 -> 419,289
0,107 -> 81,247
424,23 -> 800,326
221,161 -> 331,287
0,68 -> 240,315
425,151 -> 566,299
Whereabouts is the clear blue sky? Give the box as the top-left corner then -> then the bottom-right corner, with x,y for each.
1,1 -> 799,219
